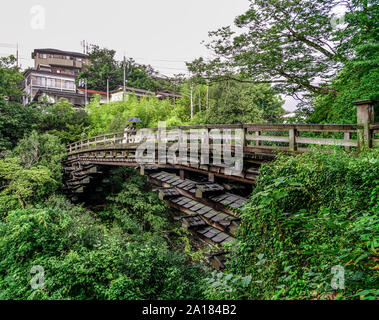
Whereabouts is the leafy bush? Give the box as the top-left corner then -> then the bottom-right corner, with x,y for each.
0,100 -> 42,150
38,98 -> 89,144
0,195 -> 205,300
101,168 -> 169,234
225,149 -> 379,300
0,157 -> 56,216
85,95 -> 188,136
12,131 -> 66,183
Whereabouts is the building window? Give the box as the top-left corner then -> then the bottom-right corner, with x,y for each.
47,78 -> 55,88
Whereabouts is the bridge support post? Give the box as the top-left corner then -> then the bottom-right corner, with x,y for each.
256,131 -> 260,147
344,132 -> 351,152
140,165 -> 145,176
180,169 -> 185,180
208,172 -> 215,182
354,100 -> 375,151
289,128 -> 297,152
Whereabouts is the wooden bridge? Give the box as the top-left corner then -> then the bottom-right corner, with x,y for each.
63,100 -> 378,269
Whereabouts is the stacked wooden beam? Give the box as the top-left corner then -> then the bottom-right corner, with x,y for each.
158,187 -> 181,200
148,171 -> 247,252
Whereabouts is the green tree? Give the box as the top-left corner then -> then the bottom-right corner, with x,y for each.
0,100 -> 42,150
38,98 -> 88,143
85,95 -> 185,136
0,192 -> 205,299
0,55 -> 24,101
308,0 -> 379,123
187,0 -> 343,96
12,130 -> 66,183
0,157 -> 55,213
191,81 -> 284,124
77,46 -> 159,92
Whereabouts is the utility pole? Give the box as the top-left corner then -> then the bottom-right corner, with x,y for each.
79,78 -> 88,105
16,43 -> 19,68
85,79 -> 87,106
81,40 -> 86,54
123,54 -> 127,101
206,80 -> 209,110
198,88 -> 201,112
107,78 -> 110,103
190,83 -> 194,118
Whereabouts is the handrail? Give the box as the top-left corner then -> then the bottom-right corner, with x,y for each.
67,122 -> 376,154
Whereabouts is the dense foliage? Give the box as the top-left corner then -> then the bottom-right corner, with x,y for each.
0,56 -> 24,100
77,46 -> 160,92
309,0 -> 379,123
0,169 -> 205,300
0,100 -> 42,150
188,0 -> 379,124
187,0 -> 343,96
191,81 -> 284,125
85,95 -> 189,136
218,149 -> 378,300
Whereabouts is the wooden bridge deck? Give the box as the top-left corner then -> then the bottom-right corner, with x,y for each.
64,122 -> 378,185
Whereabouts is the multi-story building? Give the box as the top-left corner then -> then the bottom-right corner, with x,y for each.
23,48 -> 182,106
23,48 -> 89,105
31,48 -> 89,76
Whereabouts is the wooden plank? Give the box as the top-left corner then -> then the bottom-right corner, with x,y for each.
296,137 -> 358,147
244,123 -> 359,132
246,135 -> 289,143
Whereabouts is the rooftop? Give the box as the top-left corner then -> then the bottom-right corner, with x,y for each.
78,88 -> 107,95
32,48 -> 88,59
23,68 -> 77,78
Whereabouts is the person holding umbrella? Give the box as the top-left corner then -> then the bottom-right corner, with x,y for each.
122,123 -> 130,144
126,117 -> 142,142
131,122 -> 137,136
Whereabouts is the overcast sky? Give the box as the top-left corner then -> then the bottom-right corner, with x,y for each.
0,0 -> 297,111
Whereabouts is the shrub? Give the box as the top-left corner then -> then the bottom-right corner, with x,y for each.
225,149 -> 379,300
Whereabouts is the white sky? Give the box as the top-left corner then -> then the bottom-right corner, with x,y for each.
0,0 -> 297,111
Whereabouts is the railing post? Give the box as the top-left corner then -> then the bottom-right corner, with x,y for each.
354,99 -> 375,151
157,128 -> 161,144
256,131 -> 260,146
344,132 -> 351,152
289,128 -> 297,152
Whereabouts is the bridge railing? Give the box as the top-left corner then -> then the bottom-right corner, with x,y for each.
67,123 -> 378,154
67,100 -> 378,154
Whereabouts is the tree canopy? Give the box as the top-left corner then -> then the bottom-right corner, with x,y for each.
187,0 -> 378,100
77,46 -> 159,92
0,55 -> 24,101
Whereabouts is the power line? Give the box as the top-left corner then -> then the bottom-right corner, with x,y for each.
150,66 -> 188,71
0,53 -> 27,60
0,43 -> 17,48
